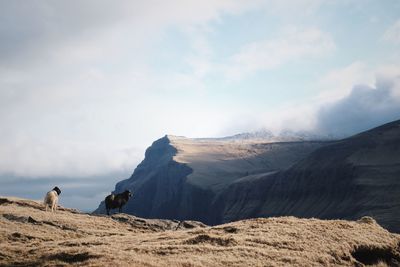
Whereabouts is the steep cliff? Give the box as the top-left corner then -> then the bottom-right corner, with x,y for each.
95,134 -> 328,225
95,136 -> 212,222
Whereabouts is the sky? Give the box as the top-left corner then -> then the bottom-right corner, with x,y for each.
1,0 -> 400,211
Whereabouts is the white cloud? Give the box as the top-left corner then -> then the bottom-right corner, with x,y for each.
317,62 -> 375,103
0,0 -> 262,178
383,19 -> 400,44
0,137 -> 142,177
265,0 -> 324,16
0,1 -> 263,70
316,74 -> 400,136
0,0 -> 398,205
223,27 -> 335,80
224,63 -> 400,136
0,1 -> 399,214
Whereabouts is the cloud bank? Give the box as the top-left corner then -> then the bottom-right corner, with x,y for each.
1,1 -> 399,211
233,66 -> 400,137
0,0 -> 334,179
316,73 -> 400,136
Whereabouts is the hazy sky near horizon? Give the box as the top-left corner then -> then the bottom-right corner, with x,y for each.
1,1 -> 400,210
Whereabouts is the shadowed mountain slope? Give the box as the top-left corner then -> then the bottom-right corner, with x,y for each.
217,120 -> 400,233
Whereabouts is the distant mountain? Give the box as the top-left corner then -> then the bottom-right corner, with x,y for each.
95,120 -> 400,233
215,120 -> 400,232
209,129 -> 337,142
94,132 -> 330,224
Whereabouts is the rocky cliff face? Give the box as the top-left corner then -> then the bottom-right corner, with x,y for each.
217,120 -> 400,233
95,134 -> 328,225
96,136 -> 211,222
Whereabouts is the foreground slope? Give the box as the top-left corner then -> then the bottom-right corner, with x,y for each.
218,120 -> 400,233
1,197 -> 400,266
95,134 -> 328,224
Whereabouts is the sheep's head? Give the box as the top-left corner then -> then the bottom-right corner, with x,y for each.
53,186 -> 61,196
124,190 -> 132,198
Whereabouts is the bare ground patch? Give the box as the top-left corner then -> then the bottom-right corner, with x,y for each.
184,234 -> 237,246
351,244 -> 400,266
44,251 -> 100,263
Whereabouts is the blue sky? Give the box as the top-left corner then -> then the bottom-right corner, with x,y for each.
0,0 -> 399,210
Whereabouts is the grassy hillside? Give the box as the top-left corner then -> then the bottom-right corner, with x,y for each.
1,196 -> 399,266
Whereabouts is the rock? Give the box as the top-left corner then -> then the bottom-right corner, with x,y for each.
175,220 -> 207,230
28,216 -> 39,224
357,216 -> 377,225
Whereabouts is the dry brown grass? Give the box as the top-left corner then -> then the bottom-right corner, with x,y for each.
1,196 -> 399,266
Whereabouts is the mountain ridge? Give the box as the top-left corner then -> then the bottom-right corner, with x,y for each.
166,128 -> 339,143
95,132 -> 331,224
215,119 -> 400,232
95,119 -> 400,233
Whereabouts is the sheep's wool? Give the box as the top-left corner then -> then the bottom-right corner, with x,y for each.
44,190 -> 59,212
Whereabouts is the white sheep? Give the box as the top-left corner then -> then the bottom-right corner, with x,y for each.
44,186 -> 61,212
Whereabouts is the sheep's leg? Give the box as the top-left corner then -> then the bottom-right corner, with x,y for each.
106,208 -> 110,215
45,205 -> 48,212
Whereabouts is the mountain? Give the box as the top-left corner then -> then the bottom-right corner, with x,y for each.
199,129 -> 336,142
216,120 -> 400,233
94,133 -> 331,224
2,196 -> 400,266
95,120 -> 400,233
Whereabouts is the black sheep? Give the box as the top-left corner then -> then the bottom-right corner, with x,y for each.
105,190 -> 132,215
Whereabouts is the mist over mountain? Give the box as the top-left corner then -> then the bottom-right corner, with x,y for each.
315,78 -> 400,137
218,129 -> 339,142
